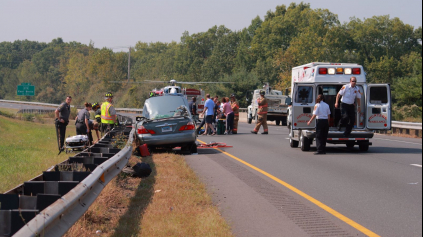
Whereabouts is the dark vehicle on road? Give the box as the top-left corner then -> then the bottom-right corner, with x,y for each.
135,95 -> 197,153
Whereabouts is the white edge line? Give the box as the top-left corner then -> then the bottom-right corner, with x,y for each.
411,164 -> 422,168
374,138 -> 422,146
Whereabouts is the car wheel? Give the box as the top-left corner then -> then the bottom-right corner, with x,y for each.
248,115 -> 252,124
190,143 -> 198,154
289,125 -> 299,148
300,133 -> 311,151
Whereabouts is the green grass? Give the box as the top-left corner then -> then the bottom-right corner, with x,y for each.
0,115 -> 77,193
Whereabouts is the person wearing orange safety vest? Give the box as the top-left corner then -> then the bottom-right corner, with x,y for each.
101,92 -> 118,133
251,90 -> 269,135
230,94 -> 240,134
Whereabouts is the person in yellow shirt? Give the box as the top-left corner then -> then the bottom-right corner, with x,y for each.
101,92 -> 117,133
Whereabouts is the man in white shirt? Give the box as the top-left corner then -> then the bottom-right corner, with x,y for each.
335,77 -> 362,137
201,94 -> 216,136
308,95 -> 331,155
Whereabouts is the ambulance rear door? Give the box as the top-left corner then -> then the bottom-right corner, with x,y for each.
292,84 -> 316,130
366,84 -> 391,130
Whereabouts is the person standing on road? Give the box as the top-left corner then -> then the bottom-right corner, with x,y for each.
189,97 -> 198,122
222,97 -> 234,135
308,95 -> 331,155
101,92 -> 118,133
252,90 -> 269,135
201,94 -> 216,136
335,77 -> 362,137
230,94 -> 240,134
55,96 -> 72,151
75,102 -> 92,135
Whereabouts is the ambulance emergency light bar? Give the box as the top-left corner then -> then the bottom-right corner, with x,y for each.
319,67 -> 361,75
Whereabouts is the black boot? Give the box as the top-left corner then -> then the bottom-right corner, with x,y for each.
251,131 -> 258,134
261,132 -> 268,135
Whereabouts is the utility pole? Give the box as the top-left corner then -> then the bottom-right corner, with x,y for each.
127,47 -> 131,83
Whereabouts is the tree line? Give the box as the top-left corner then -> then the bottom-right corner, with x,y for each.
0,3 -> 421,120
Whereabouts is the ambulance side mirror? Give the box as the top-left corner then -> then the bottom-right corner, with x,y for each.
286,97 -> 292,106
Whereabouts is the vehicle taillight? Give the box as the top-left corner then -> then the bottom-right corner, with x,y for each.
328,68 -> 336,75
319,68 -> 328,74
137,126 -> 156,135
345,68 -> 352,75
336,68 -> 344,74
198,105 -> 204,109
352,68 -> 361,75
179,122 -> 196,131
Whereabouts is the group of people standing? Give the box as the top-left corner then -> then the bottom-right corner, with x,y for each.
191,94 -> 240,136
54,92 -> 119,152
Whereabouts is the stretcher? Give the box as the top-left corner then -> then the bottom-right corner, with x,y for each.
64,135 -> 89,154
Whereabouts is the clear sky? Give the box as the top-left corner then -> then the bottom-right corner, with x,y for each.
1,0 -> 422,51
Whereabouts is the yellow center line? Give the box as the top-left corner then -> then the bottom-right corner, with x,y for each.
197,139 -> 380,237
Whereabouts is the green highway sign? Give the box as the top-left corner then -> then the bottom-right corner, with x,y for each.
17,83 -> 35,96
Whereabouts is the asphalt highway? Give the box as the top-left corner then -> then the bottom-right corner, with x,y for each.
1,102 -> 421,236
193,122 -> 422,237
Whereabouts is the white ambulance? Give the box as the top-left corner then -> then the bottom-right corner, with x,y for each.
287,62 -> 391,152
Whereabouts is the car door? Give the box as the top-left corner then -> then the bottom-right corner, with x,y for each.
292,84 -> 316,130
366,84 -> 391,130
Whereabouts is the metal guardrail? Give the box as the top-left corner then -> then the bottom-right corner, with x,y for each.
392,121 -> 422,130
0,99 -> 143,113
0,115 -> 134,237
13,127 -> 135,237
17,109 -> 55,114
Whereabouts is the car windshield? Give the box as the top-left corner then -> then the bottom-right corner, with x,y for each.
143,96 -> 190,120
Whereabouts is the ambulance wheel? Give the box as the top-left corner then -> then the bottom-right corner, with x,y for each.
359,142 -> 370,152
248,115 -> 252,124
282,117 -> 287,126
289,125 -> 299,148
276,120 -> 281,126
300,133 -> 311,151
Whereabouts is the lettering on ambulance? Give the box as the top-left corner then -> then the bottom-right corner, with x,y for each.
296,113 -> 312,124
368,114 -> 387,124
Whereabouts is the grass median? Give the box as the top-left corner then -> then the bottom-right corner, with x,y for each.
65,152 -> 233,237
0,114 -> 76,193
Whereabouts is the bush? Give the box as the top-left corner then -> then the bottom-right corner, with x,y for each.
0,110 -> 15,118
70,107 -> 78,120
393,104 -> 422,122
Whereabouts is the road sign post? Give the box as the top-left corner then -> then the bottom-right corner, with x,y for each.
17,83 -> 35,96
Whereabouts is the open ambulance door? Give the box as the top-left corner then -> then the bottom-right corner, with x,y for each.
292,84 -> 316,130
366,84 -> 391,130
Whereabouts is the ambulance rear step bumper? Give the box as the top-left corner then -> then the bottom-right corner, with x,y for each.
304,130 -> 374,139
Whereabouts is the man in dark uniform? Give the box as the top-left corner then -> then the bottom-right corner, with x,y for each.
308,95 -> 331,155
335,77 -> 362,137
55,96 -> 72,151
75,102 -> 92,135
251,90 -> 269,135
